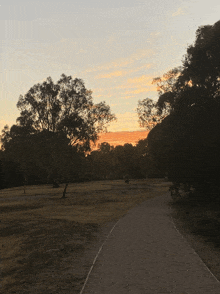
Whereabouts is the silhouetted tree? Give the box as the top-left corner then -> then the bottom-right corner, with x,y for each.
1,74 -> 116,196
0,159 -> 25,188
3,74 -> 115,152
89,142 -> 115,180
137,20 -> 220,198
137,67 -> 181,130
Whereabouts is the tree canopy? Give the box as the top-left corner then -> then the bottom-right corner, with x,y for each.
136,67 -> 181,130
1,74 -> 116,188
2,74 -> 115,152
137,20 -> 220,196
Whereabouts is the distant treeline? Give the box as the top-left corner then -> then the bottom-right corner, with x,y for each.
0,138 -> 163,189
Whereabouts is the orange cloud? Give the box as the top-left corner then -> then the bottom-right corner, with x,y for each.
122,95 -> 135,100
125,88 -> 152,95
127,75 -> 152,85
94,93 -> 113,98
96,70 -> 126,79
92,74 -> 157,101
107,112 -> 141,132
95,64 -> 153,80
83,49 -> 154,74
120,74 -> 157,94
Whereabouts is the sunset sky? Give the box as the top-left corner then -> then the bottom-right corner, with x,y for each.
1,0 -> 220,142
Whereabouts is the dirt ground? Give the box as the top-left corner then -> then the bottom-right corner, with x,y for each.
0,179 -> 169,294
2,179 -> 220,293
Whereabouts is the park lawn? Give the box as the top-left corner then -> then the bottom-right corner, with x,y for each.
0,178 -> 169,294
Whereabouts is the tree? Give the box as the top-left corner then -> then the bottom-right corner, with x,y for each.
167,20 -> 220,192
89,142 -> 115,180
88,142 -> 146,180
11,74 -> 115,151
176,21 -> 220,99
137,20 -> 220,197
137,67 -> 181,130
134,138 -> 149,177
0,150 -> 25,189
137,98 -> 162,130
1,125 -> 46,191
29,130 -> 83,186
1,74 -> 116,195
111,143 -> 142,179
144,116 -> 173,178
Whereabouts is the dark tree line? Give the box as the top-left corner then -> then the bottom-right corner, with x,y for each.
0,137 -> 155,190
137,20 -> 220,199
87,140 -> 158,181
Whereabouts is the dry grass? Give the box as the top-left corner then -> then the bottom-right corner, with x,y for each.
0,178 -> 169,294
169,193 -> 220,282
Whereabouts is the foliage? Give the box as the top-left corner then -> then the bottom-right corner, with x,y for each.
137,98 -> 166,130
3,74 -> 115,152
136,67 -> 181,130
0,159 -> 25,188
88,141 -> 150,180
0,74 -> 116,188
137,20 -> 220,196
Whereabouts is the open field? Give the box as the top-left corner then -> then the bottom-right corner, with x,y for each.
1,178 -> 169,294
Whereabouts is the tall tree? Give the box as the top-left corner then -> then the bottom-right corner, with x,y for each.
137,20 -> 220,196
10,74 -> 116,151
1,74 -> 116,194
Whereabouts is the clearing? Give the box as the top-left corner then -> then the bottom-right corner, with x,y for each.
0,178 -> 168,293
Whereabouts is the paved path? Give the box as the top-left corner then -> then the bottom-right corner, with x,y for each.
82,193 -> 220,294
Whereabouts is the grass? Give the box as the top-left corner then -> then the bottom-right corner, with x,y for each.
169,191 -> 220,281
169,193 -> 220,248
0,178 -> 169,294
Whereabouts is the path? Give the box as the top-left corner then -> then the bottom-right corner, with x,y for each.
81,193 -> 220,294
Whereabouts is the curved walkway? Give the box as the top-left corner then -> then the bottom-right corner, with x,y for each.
81,193 -> 220,294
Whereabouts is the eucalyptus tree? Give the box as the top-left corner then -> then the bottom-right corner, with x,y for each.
13,74 -> 116,151
1,74 -> 116,196
137,20 -> 220,196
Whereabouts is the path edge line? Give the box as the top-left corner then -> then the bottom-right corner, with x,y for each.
168,201 -> 220,284
79,218 -> 121,294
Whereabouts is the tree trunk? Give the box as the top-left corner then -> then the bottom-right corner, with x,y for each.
61,183 -> 68,198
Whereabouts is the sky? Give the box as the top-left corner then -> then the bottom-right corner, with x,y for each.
1,0 -> 220,135
93,130 -> 149,149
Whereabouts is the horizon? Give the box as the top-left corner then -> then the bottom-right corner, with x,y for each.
93,130 -> 149,150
